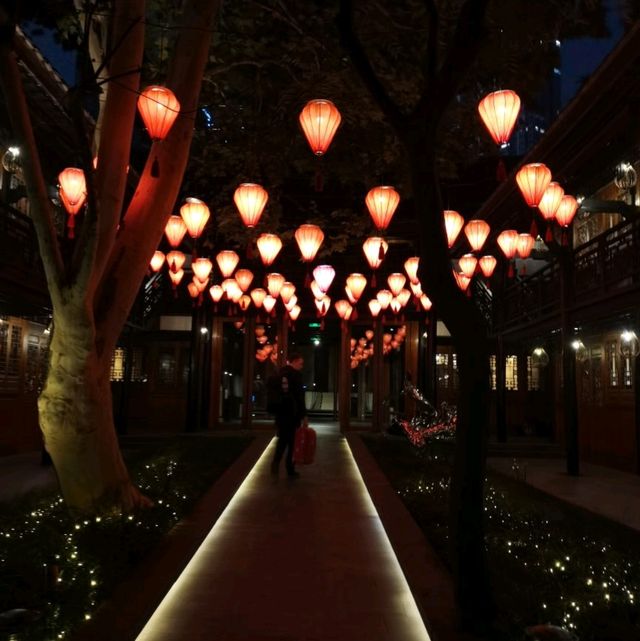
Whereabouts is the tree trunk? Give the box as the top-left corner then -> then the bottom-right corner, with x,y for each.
38,315 -> 150,513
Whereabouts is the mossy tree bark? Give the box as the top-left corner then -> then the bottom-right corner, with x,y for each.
0,0 -> 220,513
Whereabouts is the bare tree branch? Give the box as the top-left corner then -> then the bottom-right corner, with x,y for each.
337,0 -> 406,134
0,17 -> 64,305
412,0 -> 439,120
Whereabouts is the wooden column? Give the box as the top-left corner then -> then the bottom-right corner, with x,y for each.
403,320 -> 420,419
426,310 -> 437,406
371,318 -> 383,431
495,334 -> 507,442
208,316 -> 224,430
338,320 -> 351,431
241,315 -> 254,428
276,313 -> 288,368
198,304 -> 213,431
185,304 -> 201,432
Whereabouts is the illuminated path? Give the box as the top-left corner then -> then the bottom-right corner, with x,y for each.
135,425 -> 431,641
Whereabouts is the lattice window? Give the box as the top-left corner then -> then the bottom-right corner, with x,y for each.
110,347 -> 126,382
607,341 -> 619,387
505,355 -> 518,391
158,351 -> 177,385
24,334 -> 48,394
489,355 -> 497,390
130,348 -> 146,382
527,355 -> 541,391
436,353 -> 449,388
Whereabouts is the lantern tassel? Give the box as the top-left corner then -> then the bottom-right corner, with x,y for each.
151,156 -> 160,178
320,319 -> 325,331
67,217 -> 75,239
545,225 -> 554,242
304,268 -> 311,288
371,272 -> 377,288
246,238 -> 253,260
496,158 -> 507,182
314,165 -> 324,192
508,261 -> 514,279
562,229 -> 569,246
529,218 -> 538,238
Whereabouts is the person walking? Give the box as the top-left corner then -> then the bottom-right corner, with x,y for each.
271,351 -> 308,478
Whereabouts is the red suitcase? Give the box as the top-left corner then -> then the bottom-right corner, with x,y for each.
293,425 -> 316,464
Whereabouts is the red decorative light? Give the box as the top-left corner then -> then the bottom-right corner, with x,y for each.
387,273 -> 406,297
420,294 -> 432,311
209,285 -> 224,302
284,295 -> 298,312
315,295 -> 330,316
397,289 -> 411,308
149,250 -> 165,272
166,250 -> 186,273
192,258 -> 213,281
169,269 -> 184,287
362,237 -> 388,269
390,298 -> 402,314
453,270 -> 471,292
289,305 -> 301,321
216,250 -> 239,278
479,255 -> 497,278
478,90 -> 521,146
137,86 -> 180,141
234,183 -> 268,228
164,216 -> 187,248
538,181 -> 564,221
298,99 -> 342,155
187,281 -> 199,298
235,268 -> 254,292
280,282 -> 296,305
346,273 -> 367,302
310,280 -> 324,300
516,233 -> 535,259
443,210 -> 464,248
239,295 -> 251,312
516,163 -> 552,207
365,186 -> 400,232
266,273 -> 285,298
256,233 -> 282,266
464,219 -> 490,252
555,195 -> 579,227
58,168 -> 87,213
250,288 -> 267,308
458,254 -> 478,278
376,289 -> 393,310
497,230 -> 519,259
404,257 -> 420,284
335,299 -> 352,320
410,280 -> 422,297
313,265 -> 335,293
180,198 -> 210,239
263,295 -> 277,314
295,224 -> 324,261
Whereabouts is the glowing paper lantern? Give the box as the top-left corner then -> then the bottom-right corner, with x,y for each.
298,99 -> 342,155
538,181 -> 564,221
555,195 -> 579,227
362,237 -> 388,270
397,289 -> 411,307
516,163 -> 552,208
313,265 -> 335,293
192,257 -> 212,281
250,288 -> 267,308
169,269 -> 184,287
280,282 -> 296,305
410,281 -> 422,297
285,295 -> 298,312
239,295 -> 251,312
164,215 -> 187,248
477,90 -> 521,146
289,305 -> 301,321
256,233 -> 282,266
310,280 -> 324,300
365,186 -> 400,232
216,250 -> 239,277
263,295 -> 277,314
137,86 -> 180,141
235,268 -> 254,292
267,273 -> 285,298
376,289 -> 393,310
368,299 -> 381,318
516,233 -> 535,259
335,299 -> 352,320
458,254 -> 478,278
58,168 -> 86,212
295,224 -> 324,261
234,183 -> 268,228
166,250 -> 186,273
404,257 -> 420,284
345,286 -> 357,305
479,255 -> 497,278
420,294 -> 432,311
227,281 -> 242,303
387,273 -> 406,297
209,285 -> 224,302
365,330 -> 374,340
193,277 -> 208,293
443,210 -> 464,248
222,278 -> 236,295
150,250 -> 165,272
464,219 -> 490,252
497,230 -> 519,259
346,273 -> 367,302
453,270 -> 471,292
390,298 -> 402,314
315,296 -> 330,316
187,281 -> 199,298
180,198 -> 210,238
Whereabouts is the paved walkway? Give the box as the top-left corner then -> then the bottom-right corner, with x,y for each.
488,457 -> 640,532
134,425 -> 432,641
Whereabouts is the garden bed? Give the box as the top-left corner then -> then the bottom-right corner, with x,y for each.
0,433 -> 254,641
361,433 -> 640,641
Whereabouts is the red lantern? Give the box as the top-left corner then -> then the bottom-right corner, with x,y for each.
362,237 -> 388,270
458,254 -> 478,278
516,233 -> 535,259
234,183 -> 268,228
390,298 -> 402,314
497,230 -> 519,259
137,86 -> 180,141
316,295 -> 330,316
479,255 -> 497,278
250,288 -> 267,308
376,289 -> 393,310
267,272 -> 285,298
420,294 -> 432,311
149,250 -> 165,272
192,257 -> 212,281
453,270 -> 471,292
365,186 -> 400,232
263,295 -> 277,314
346,273 -> 367,302
227,281 -> 243,303
284,295 -> 298,312
58,168 -> 86,213
464,219 -> 490,252
443,210 -> 464,248
216,250 -> 239,277
410,280 -> 422,297
538,182 -> 564,221
312,265 -> 335,293
404,257 -> 420,284
235,268 -> 254,292
166,250 -> 186,273
193,277 -> 208,293
516,163 -> 552,208
398,289 -> 411,308
478,90 -> 521,146
555,195 -> 579,227
387,273 -> 406,297
280,282 -> 296,305
209,285 -> 224,302
335,299 -> 352,320
298,99 -> 342,155
295,224 -> 324,261
289,305 -> 301,321
180,198 -> 210,239
369,299 -> 381,317
187,281 -> 200,298
239,295 -> 251,312
256,233 -> 282,266
164,215 -> 187,248
169,269 -> 184,287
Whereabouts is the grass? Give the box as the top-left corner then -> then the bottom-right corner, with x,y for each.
361,433 -> 640,641
0,433 -> 253,641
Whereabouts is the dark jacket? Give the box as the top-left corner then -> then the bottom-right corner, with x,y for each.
274,364 -> 307,428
